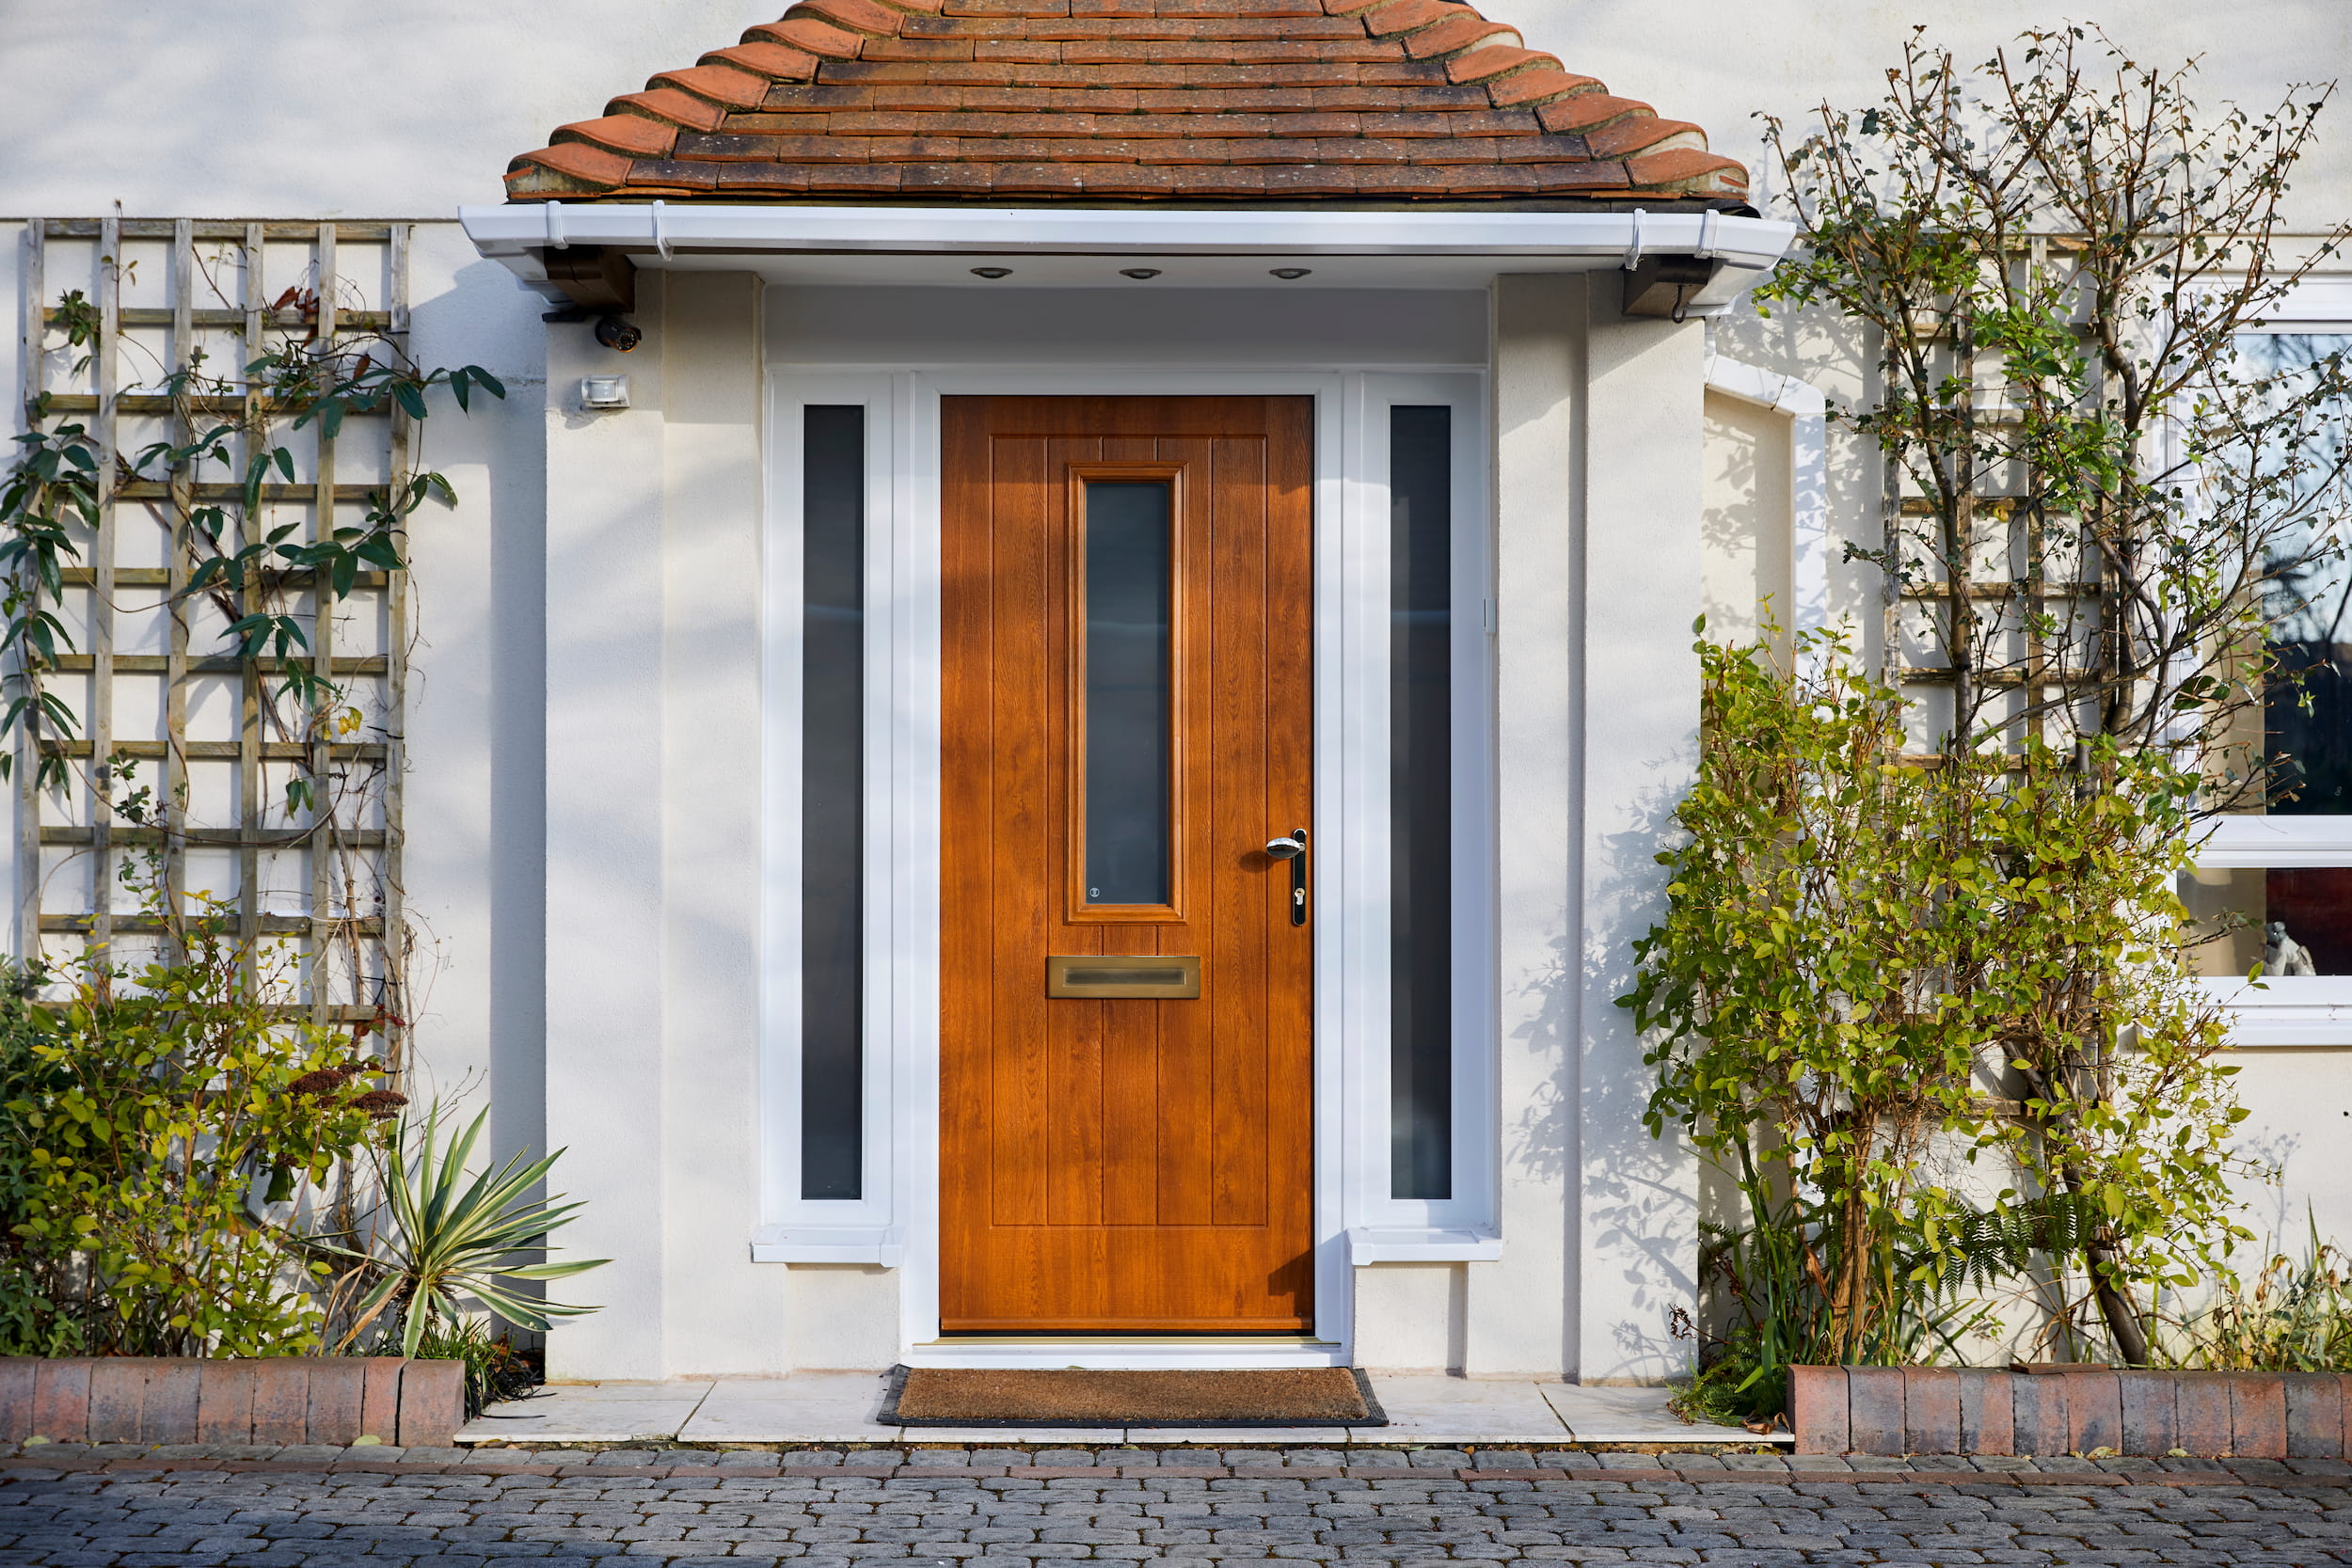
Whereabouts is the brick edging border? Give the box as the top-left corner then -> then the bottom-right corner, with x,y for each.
0,1358 -> 465,1449
5,1450 -> 2351,1489
1791,1365 -> 2350,1459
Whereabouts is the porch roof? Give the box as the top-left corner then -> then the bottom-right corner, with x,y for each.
503,0 -> 1747,205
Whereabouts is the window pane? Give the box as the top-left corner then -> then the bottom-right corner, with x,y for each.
2183,865 -> 2352,975
1083,482 -> 1173,907
1391,406 -> 1453,1199
2245,334 -> 2352,813
802,405 -> 865,1200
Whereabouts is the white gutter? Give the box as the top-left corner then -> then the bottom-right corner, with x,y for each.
459,201 -> 1795,278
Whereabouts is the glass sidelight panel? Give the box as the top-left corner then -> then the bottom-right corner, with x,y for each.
1390,406 -> 1454,1199
802,405 -> 865,1200
1083,481 -> 1174,907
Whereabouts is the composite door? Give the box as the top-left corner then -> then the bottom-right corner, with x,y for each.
940,395 -> 1315,1334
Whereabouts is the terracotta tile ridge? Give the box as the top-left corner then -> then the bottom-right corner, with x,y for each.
512,0 -> 921,197
1323,0 -> 1614,119
506,0 -> 1748,200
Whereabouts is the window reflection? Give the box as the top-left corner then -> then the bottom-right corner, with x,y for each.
1083,482 -> 1173,908
802,405 -> 865,1199
2183,865 -> 2352,976
2247,334 -> 2352,814
1391,406 -> 1453,1199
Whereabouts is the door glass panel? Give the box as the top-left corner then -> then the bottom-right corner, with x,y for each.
1390,406 -> 1454,1199
1084,481 -> 1173,907
802,405 -> 865,1199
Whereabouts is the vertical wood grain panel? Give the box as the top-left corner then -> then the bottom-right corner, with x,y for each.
940,395 -> 1313,1332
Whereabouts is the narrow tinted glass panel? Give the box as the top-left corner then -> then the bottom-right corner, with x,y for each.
2248,334 -> 2352,813
1391,406 -> 1454,1199
802,405 -> 865,1200
1084,482 -> 1173,906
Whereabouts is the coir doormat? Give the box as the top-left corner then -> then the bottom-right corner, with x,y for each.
878,1366 -> 1387,1428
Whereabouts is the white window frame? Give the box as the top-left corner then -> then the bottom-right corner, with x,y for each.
1343,372 -> 1502,1259
2196,276 -> 2352,1041
753,374 -> 902,1259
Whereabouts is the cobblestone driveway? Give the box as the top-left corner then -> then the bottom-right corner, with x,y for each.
7,1447 -> 2352,1567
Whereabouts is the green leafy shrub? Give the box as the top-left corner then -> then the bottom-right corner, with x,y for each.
0,914 -> 402,1356
1625,631 -> 2250,1404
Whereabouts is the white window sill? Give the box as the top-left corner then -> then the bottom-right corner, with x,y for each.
750,1225 -> 903,1265
1346,1227 -> 1502,1264
2201,977 -> 2352,1045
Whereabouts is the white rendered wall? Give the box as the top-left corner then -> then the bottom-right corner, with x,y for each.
1478,275 -> 1582,1377
540,270 -> 793,1381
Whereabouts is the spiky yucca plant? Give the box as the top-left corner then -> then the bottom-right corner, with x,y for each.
326,1107 -> 607,1358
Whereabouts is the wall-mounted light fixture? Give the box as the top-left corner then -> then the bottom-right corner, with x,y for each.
580,375 -> 631,412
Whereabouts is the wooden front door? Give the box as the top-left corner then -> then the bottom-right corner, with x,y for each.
940,395 -> 1315,1334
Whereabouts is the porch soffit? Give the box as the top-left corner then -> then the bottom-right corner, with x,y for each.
503,0 -> 1747,207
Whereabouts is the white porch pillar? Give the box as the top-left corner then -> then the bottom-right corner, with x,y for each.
1466,273 -> 1582,1376
542,270 -> 783,1380
1574,275 -> 1706,1385
543,272 -> 672,1382
1471,272 -> 1706,1383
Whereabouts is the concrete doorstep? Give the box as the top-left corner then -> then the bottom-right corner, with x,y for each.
455,1372 -> 1773,1448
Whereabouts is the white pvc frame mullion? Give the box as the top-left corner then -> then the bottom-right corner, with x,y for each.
761,373 -> 898,1234
1346,372 -> 1497,1237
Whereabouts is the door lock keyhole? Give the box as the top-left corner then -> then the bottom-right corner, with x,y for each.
1264,829 -> 1307,927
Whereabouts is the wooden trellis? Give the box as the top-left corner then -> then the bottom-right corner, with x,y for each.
1880,241 -> 2114,751
15,217 -> 412,1049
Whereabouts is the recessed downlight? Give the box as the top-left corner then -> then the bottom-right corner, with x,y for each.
1120,267 -> 1163,279
970,266 -> 1013,278
1270,267 -> 1312,279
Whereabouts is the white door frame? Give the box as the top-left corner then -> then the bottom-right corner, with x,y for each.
757,362 -> 1490,1370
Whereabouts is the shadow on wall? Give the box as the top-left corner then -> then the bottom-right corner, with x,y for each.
1584,785 -> 1703,1383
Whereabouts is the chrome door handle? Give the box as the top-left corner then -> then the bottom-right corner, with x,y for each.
1264,830 -> 1307,927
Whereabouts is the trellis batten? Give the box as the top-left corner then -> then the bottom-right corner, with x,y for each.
11,216 -> 413,1068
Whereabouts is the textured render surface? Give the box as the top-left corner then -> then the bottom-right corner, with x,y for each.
7,1445 -> 2352,1566
503,0 -> 1748,201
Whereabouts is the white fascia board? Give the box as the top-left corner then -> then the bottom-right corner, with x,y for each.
459,202 -> 1796,277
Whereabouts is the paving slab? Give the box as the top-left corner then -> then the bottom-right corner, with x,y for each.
460,1370 -> 1775,1447
678,1373 -> 894,1443
1131,1425 -> 1356,1443
1353,1374 -> 1570,1443
460,1380 -> 714,1444
1542,1381 -> 1769,1444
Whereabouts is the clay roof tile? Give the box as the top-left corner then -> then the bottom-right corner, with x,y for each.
504,0 -> 1744,203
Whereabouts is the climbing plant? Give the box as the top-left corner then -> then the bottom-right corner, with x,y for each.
2,270 -> 501,818
1627,629 -> 2252,1408
1704,24 -> 2351,1369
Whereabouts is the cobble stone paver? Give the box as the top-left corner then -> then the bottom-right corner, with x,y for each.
3,1449 -> 2352,1567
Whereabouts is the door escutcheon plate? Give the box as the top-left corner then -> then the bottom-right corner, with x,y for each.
1045,954 -> 1202,999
